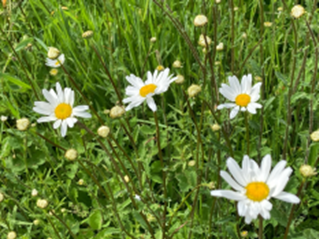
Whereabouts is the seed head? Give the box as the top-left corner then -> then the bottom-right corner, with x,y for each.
16,118 -> 30,131
97,125 -> 110,138
194,15 -> 208,27
291,5 -> 305,19
110,105 -> 125,119
36,199 -> 48,209
299,165 -> 317,178
65,149 -> 78,161
187,84 -> 202,98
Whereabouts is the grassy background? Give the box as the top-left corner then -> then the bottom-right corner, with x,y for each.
1,0 -> 319,238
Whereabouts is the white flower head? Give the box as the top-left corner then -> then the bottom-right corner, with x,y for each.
123,68 -> 177,112
211,155 -> 300,224
45,54 -> 65,68
217,74 -> 262,119
33,82 -> 91,137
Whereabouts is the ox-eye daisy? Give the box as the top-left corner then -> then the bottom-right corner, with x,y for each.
211,155 -> 300,224
217,74 -> 262,119
45,54 -> 65,68
33,82 -> 91,137
123,68 -> 177,112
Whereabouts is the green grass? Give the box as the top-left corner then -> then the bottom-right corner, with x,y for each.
1,0 -> 319,238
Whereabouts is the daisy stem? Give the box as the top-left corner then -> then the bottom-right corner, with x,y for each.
229,0 -> 235,73
46,215 -> 63,239
283,181 -> 304,239
153,111 -> 167,238
245,112 -> 250,155
259,216 -> 263,239
50,210 -> 77,239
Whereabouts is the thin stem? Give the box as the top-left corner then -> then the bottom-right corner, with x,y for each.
245,112 -> 250,155
47,215 -> 63,239
230,0 -> 235,73
153,111 -> 167,239
51,211 -> 77,239
35,132 -> 67,151
283,181 -> 304,239
259,216 -> 263,239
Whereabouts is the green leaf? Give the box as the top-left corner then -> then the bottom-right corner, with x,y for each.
88,210 -> 103,230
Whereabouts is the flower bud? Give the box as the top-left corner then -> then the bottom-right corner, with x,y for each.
65,149 -> 78,161
61,6 -> 68,10
33,219 -> 40,225
216,42 -> 224,51
1,115 -> 8,122
215,0 -> 221,3
31,189 -> 38,197
242,33 -> 247,39
156,65 -> 165,71
175,75 -> 185,84
215,61 -> 221,66
134,194 -> 141,201
49,69 -> 58,76
187,84 -> 201,98
198,34 -> 212,47
254,76 -> 262,82
188,160 -> 196,167
172,60 -> 182,68
299,165 -> 317,178
47,47 -> 60,59
291,5 -> 305,19
97,126 -> 110,138
277,7 -> 283,12
110,105 -> 125,119
310,130 -> 319,142
202,48 -> 207,54
211,124 -> 221,132
208,181 -> 216,190
82,30 -> 94,39
234,7 -> 239,11
124,175 -> 130,182
194,15 -> 208,27
16,118 -> 30,131
78,179 -> 84,185
7,231 -> 17,239
150,37 -> 156,43
0,193 -> 4,202
241,231 -> 248,238
264,22 -> 273,27
36,199 -> 48,209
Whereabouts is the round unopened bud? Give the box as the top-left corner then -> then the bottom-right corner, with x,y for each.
36,199 -> 48,209
31,189 -> 38,197
208,181 -> 216,190
78,179 -> 84,185
172,60 -> 182,68
134,194 -> 141,201
147,213 -> 156,222
124,175 -> 130,183
291,5 -> 305,19
202,48 -> 207,54
65,149 -> 78,161
277,7 -> 283,12
188,160 -> 196,167
310,130 -> 319,142
110,105 -> 125,119
215,0 -> 221,3
7,231 -> 17,239
242,33 -> 247,39
216,42 -> 224,51
0,193 -> 4,202
31,123 -> 36,127
16,118 -> 30,131
198,34 -> 212,47
156,65 -> 165,71
103,109 -> 110,114
47,47 -> 60,59
299,165 -> 317,178
82,30 -> 94,39
49,69 -> 58,76
264,22 -> 273,27
211,124 -> 221,132
241,231 -> 248,238
33,219 -> 40,225
97,126 -> 110,138
234,7 -> 239,11
150,37 -> 156,43
61,208 -> 66,213
61,6 -> 68,10
254,76 -> 262,82
194,15 -> 208,27
187,84 -> 201,98
175,75 -> 185,84
1,116 -> 8,122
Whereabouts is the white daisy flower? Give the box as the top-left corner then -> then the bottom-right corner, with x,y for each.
123,68 -> 177,112
45,54 -> 65,68
210,154 -> 300,224
33,82 -> 91,137
217,74 -> 262,119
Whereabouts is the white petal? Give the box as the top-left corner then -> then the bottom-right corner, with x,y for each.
70,90 -> 75,107
260,200 -> 272,211
53,119 -> 62,129
73,111 -> 92,118
33,107 -> 52,115
247,104 -> 257,114
73,105 -> 89,112
220,88 -> 236,101
244,215 -> 253,224
42,89 -> 57,105
217,103 -> 236,109
241,155 -> 251,183
241,74 -> 252,94
227,157 -> 247,186
37,116 -> 57,123
210,190 -> 246,201
146,97 -> 157,112
61,120 -> 68,137
260,154 -> 272,182
230,106 -> 240,119
241,107 -> 247,112
66,117 -> 77,128
267,161 -> 287,188
220,171 -> 244,191
260,207 -> 271,220
126,74 -> 144,88
271,167 -> 293,197
221,84 -> 238,97
228,75 -> 241,94
238,200 -> 248,216
273,192 -> 300,204
56,82 -> 64,102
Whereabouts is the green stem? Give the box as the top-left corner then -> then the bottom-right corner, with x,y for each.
259,216 -> 263,239
245,112 -> 250,155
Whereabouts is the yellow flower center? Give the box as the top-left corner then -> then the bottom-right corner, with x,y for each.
55,103 -> 72,119
235,93 -> 251,107
139,84 -> 157,97
55,61 -> 60,66
245,182 -> 269,202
